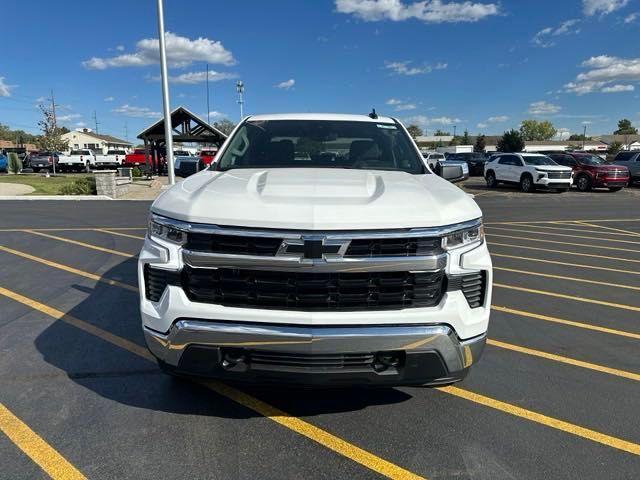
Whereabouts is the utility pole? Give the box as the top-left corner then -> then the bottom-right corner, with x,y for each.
156,0 -> 175,185
453,125 -> 457,138
582,124 -> 587,151
92,110 -> 100,134
206,63 -> 210,125
124,122 -> 129,143
50,90 -> 57,175
236,80 -> 244,120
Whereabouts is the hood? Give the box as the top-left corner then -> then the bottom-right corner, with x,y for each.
533,165 -> 572,172
152,168 -> 482,230
591,163 -> 628,171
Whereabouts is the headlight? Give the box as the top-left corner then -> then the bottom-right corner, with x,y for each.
442,222 -> 484,250
148,215 -> 187,245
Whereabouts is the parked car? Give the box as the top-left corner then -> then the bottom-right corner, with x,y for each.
484,152 -> 573,192
547,152 -> 629,192
0,151 -> 7,172
124,148 -> 148,167
611,151 -> 640,185
173,155 -> 205,177
447,152 -> 488,176
95,149 -> 128,169
139,113 -> 491,387
29,151 -> 69,172
421,151 -> 446,169
199,149 -> 218,165
59,149 -> 95,172
435,158 -> 469,182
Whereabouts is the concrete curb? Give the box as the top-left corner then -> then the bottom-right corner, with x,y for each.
0,195 -> 112,200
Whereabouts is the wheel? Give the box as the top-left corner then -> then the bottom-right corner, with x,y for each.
575,174 -> 592,192
485,171 -> 497,188
609,187 -> 623,192
520,174 -> 535,193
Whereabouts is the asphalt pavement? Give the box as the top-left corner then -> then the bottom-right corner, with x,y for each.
0,187 -> 639,479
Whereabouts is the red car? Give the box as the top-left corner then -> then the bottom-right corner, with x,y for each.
199,149 -> 218,165
548,152 -> 629,192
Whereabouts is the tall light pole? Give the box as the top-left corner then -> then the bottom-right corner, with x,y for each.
453,125 -> 457,138
582,124 -> 587,151
236,80 -> 244,120
156,0 -> 175,185
206,63 -> 210,125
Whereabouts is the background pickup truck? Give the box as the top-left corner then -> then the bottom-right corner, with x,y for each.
59,149 -> 96,172
30,151 -> 71,172
95,149 -> 128,169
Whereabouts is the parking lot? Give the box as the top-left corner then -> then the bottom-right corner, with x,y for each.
1,192 -> 639,480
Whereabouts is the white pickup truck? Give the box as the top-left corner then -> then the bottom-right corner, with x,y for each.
95,149 -> 128,169
59,149 -> 96,172
139,113 -> 492,387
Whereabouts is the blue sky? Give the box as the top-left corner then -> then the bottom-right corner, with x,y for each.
1,0 -> 639,141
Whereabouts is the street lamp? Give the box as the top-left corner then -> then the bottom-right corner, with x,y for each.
236,80 -> 245,120
156,0 -> 175,185
453,125 -> 457,138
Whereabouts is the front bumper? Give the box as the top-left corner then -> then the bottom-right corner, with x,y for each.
144,321 -> 486,386
534,177 -> 572,189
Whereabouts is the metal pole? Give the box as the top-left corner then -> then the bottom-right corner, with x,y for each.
156,0 -> 175,185
206,63 -> 210,125
50,90 -> 57,176
236,80 -> 244,120
582,125 -> 586,151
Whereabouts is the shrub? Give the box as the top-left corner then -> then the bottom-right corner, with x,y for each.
7,152 -> 22,174
131,167 -> 142,177
59,177 -> 97,195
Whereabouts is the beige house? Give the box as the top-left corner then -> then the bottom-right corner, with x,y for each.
62,128 -> 132,154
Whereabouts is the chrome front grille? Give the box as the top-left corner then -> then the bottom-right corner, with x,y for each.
547,171 -> 572,179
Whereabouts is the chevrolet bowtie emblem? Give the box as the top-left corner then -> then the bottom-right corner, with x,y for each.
277,238 -> 351,260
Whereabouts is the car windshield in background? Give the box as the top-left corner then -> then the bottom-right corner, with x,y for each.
523,155 -> 557,166
579,154 -> 605,166
217,120 -> 426,174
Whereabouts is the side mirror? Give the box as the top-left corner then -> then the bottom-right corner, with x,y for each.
439,164 -> 464,182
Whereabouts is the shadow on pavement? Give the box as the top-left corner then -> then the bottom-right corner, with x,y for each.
34,259 -> 413,419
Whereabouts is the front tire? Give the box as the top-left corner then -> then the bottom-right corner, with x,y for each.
576,174 -> 592,192
485,171 -> 497,188
520,174 -> 535,193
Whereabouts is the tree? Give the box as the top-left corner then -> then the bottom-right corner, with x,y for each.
607,141 -> 623,155
7,152 -> 22,174
568,134 -> 591,141
406,124 -> 423,139
213,119 -> 236,136
433,129 -> 450,136
520,119 -> 557,141
36,104 -> 69,152
449,136 -> 459,146
474,135 -> 486,152
59,126 -> 71,134
614,119 -> 638,135
461,129 -> 471,145
497,129 -> 525,153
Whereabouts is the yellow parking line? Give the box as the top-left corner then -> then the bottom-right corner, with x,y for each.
486,233 -> 640,254
23,230 -> 135,258
485,218 -> 640,225
0,403 -> 86,480
94,229 -> 146,241
485,226 -> 640,245
493,266 -> 640,292
438,386 -> 640,456
0,287 -> 424,480
494,283 -> 640,313
491,252 -> 640,277
502,223 -> 640,237
0,245 -> 138,293
574,221 -> 640,237
491,305 -> 640,340
489,241 -> 640,265
486,339 -> 640,382
0,227 -> 146,232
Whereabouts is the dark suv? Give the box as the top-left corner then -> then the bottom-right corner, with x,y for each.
548,152 -> 629,192
446,152 -> 487,176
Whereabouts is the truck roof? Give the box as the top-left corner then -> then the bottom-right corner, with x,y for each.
246,113 -> 397,123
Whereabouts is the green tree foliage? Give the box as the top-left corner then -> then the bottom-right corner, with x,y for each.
474,135 -> 486,152
497,129 -> 525,153
520,120 -> 557,141
568,134 -> 591,141
37,104 -> 69,152
614,119 -> 638,135
213,119 -> 236,136
0,123 -> 40,145
433,129 -> 450,136
607,141 -> 623,155
461,129 -> 471,145
406,124 -> 423,139
7,152 -> 22,174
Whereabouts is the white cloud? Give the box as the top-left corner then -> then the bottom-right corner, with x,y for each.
207,111 -> 225,119
57,113 -> 82,122
150,70 -> 237,84
624,12 -> 638,22
386,98 -> 403,105
0,77 -> 14,97
395,103 -> 416,111
75,121 -> 86,127
477,122 -> 488,129
601,84 -> 635,93
112,104 -> 161,119
555,128 -> 571,140
83,32 -> 235,69
565,55 -> 640,94
528,101 -> 561,115
335,0 -> 500,23
384,60 -> 447,75
487,115 -> 509,122
532,19 -> 580,47
582,121 -> 593,125
104,96 -> 114,102
583,0 -> 629,16
275,78 -> 296,90
404,115 -> 461,127
116,45 -> 125,51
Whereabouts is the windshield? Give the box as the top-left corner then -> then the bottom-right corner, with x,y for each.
216,119 -> 426,174
577,154 -> 605,166
70,150 -> 87,156
523,155 -> 557,166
